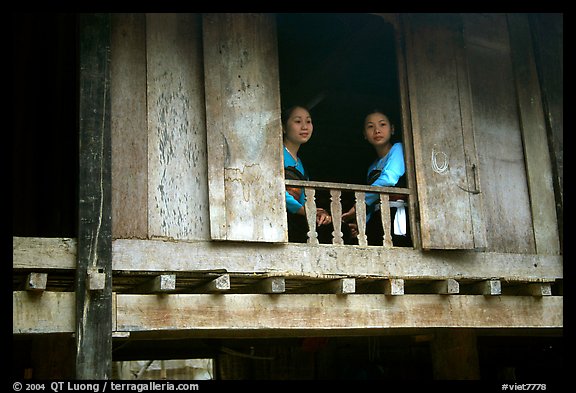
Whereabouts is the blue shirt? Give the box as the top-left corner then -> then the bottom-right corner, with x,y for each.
283,146 -> 307,214
365,142 -> 405,221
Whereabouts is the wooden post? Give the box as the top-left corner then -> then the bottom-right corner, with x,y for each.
431,328 -> 480,380
76,13 -> 113,379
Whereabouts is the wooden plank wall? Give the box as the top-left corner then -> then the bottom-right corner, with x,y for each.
462,14 -> 536,254
202,13 -> 287,242
111,13 -> 210,241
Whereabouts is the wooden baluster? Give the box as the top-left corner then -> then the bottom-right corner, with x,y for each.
305,187 -> 319,245
330,189 -> 343,245
355,191 -> 368,246
379,194 -> 393,248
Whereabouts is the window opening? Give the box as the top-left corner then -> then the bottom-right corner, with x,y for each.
276,13 -> 410,247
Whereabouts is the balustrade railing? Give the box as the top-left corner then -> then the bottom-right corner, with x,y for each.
285,180 -> 411,247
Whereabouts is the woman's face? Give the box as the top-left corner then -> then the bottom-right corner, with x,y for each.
284,107 -> 313,146
364,112 -> 393,147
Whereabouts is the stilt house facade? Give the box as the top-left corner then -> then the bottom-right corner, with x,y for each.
13,13 -> 563,380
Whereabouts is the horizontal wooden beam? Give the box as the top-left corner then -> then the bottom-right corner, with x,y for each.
13,291 -> 563,334
13,238 -> 563,285
111,239 -> 562,282
115,294 -> 562,332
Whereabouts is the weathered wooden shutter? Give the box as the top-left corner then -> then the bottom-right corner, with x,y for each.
403,14 -> 485,250
203,13 -> 288,242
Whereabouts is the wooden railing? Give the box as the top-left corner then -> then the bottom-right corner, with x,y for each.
285,180 -> 411,247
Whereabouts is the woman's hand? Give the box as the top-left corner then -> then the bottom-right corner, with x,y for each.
341,206 -> 356,223
316,208 -> 332,226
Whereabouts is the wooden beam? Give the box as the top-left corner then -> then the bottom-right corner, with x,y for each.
431,279 -> 460,295
25,273 -> 47,292
13,237 -> 76,270
13,291 -> 563,334
236,277 -> 286,294
190,274 -> 230,293
115,294 -> 562,332
111,239 -> 563,282
133,274 -> 176,293
470,279 -> 502,296
13,291 -> 75,333
76,13 -> 113,380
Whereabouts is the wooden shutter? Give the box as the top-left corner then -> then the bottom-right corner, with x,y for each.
403,14 -> 484,250
203,13 -> 287,242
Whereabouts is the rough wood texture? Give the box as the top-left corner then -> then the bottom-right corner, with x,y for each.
13,237 -> 76,269
462,13 -> 536,254
203,13 -> 287,242
111,239 -> 563,282
77,13 -> 113,380
115,294 -> 562,332
404,13 -> 476,250
146,13 -> 210,241
13,291 -> 75,333
25,273 -> 47,292
111,13 -> 148,239
507,13 -> 560,256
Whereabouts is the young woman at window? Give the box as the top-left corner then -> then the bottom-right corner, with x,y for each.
342,109 -> 411,246
283,105 -> 353,244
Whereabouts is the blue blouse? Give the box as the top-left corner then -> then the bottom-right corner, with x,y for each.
365,142 -> 405,221
283,146 -> 307,214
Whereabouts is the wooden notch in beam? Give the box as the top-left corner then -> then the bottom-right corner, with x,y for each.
25,272 -> 48,292
471,279 -> 501,296
134,274 -> 176,293
236,277 -> 286,294
295,278 -> 356,294
190,274 -> 230,293
431,279 -> 460,295
358,278 -> 404,295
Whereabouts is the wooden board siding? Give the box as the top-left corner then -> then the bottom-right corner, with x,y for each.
146,13 -> 210,241
13,291 -> 562,334
203,13 -> 287,242
403,14 -> 477,250
463,14 -> 536,254
507,14 -> 560,256
111,13 -> 148,239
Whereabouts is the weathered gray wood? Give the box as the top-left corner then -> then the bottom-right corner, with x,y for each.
111,239 -> 563,282
355,192 -> 368,246
252,277 -> 285,294
285,179 -> 411,195
403,13 -> 475,250
13,237 -> 76,269
146,13 -> 210,241
431,279 -> 460,295
294,278 -> 355,294
13,291 -> 563,334
13,291 -> 75,334
190,274 -> 230,293
379,194 -> 393,248
462,13 -> 536,254
471,279 -> 501,296
384,278 -> 405,295
507,13 -> 560,256
134,274 -> 177,293
330,189 -> 343,245
393,15 -> 422,250
115,293 -> 562,332
304,187 -> 319,245
203,13 -> 286,242
111,13 -> 148,239
25,273 -> 47,292
77,13 -> 113,380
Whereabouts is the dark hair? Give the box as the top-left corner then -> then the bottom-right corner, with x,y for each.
281,104 -> 311,128
363,108 -> 394,127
